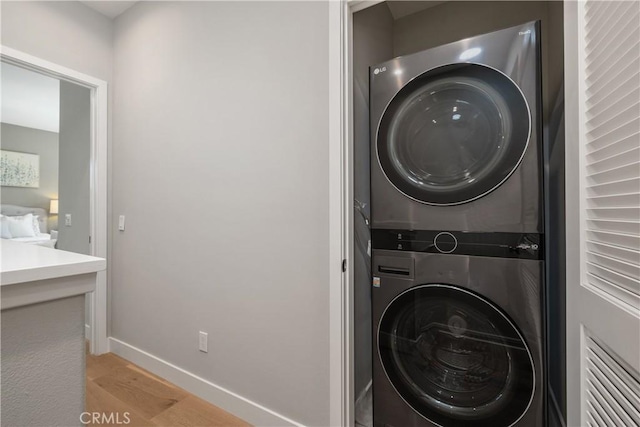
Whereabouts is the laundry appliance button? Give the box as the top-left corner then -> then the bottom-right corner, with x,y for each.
434,232 -> 458,254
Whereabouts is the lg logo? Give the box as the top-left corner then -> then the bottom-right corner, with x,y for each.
80,412 -> 131,425
373,66 -> 387,75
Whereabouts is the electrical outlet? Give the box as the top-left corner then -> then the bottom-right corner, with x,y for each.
199,331 -> 208,353
65,214 -> 72,227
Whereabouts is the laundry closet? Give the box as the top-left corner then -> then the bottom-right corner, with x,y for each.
351,2 -> 565,426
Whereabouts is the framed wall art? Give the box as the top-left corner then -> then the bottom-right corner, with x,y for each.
0,150 -> 40,188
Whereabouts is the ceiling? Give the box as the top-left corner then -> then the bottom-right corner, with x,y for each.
386,1 -> 447,20
80,1 -> 137,19
79,1 -> 440,21
79,1 -> 443,21
1,62 -> 60,133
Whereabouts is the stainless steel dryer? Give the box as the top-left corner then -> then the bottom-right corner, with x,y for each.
370,21 -> 542,233
371,231 -> 544,427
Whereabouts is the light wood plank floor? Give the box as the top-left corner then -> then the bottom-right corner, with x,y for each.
86,349 -> 251,426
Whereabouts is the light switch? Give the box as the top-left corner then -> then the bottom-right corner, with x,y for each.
65,214 -> 72,227
118,215 -> 125,231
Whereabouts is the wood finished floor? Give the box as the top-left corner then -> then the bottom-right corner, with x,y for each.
86,348 -> 251,426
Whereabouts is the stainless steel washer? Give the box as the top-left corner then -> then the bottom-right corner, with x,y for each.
371,235 -> 544,426
370,21 -> 542,233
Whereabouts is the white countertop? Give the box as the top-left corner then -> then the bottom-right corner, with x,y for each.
1,240 -> 106,286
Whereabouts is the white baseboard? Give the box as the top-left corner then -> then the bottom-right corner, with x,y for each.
85,323 -> 91,340
108,337 -> 302,427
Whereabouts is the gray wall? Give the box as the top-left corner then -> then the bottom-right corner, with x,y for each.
58,81 -> 91,255
0,123 -> 59,219
544,2 -> 566,423
1,1 -> 112,82
394,1 -> 550,55
112,2 -> 330,425
1,296 -> 85,427
352,2 -> 394,414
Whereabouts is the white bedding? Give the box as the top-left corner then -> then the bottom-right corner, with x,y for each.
7,233 -> 57,248
0,205 -> 57,248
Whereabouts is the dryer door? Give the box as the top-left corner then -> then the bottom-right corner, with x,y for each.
378,284 -> 535,426
376,64 -> 531,205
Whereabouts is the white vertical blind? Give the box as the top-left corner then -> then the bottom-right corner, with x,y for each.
584,0 -> 640,315
584,335 -> 640,427
566,1 -> 640,425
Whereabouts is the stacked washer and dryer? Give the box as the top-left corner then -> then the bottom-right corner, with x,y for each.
370,22 -> 545,426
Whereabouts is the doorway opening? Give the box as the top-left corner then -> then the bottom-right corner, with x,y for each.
1,46 -> 108,355
348,2 -> 565,426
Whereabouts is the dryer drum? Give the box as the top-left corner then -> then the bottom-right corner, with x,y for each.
378,284 -> 535,426
377,63 -> 531,206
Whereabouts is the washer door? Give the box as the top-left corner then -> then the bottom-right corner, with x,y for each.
378,284 -> 534,426
376,64 -> 531,205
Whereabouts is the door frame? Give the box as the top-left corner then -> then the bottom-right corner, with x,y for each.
329,1 -> 386,425
332,2 -> 577,426
1,46 -> 109,355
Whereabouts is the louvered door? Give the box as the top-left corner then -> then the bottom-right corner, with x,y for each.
565,1 -> 640,426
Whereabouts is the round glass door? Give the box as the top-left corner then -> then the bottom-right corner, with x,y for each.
376,64 -> 531,205
378,284 -> 534,426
